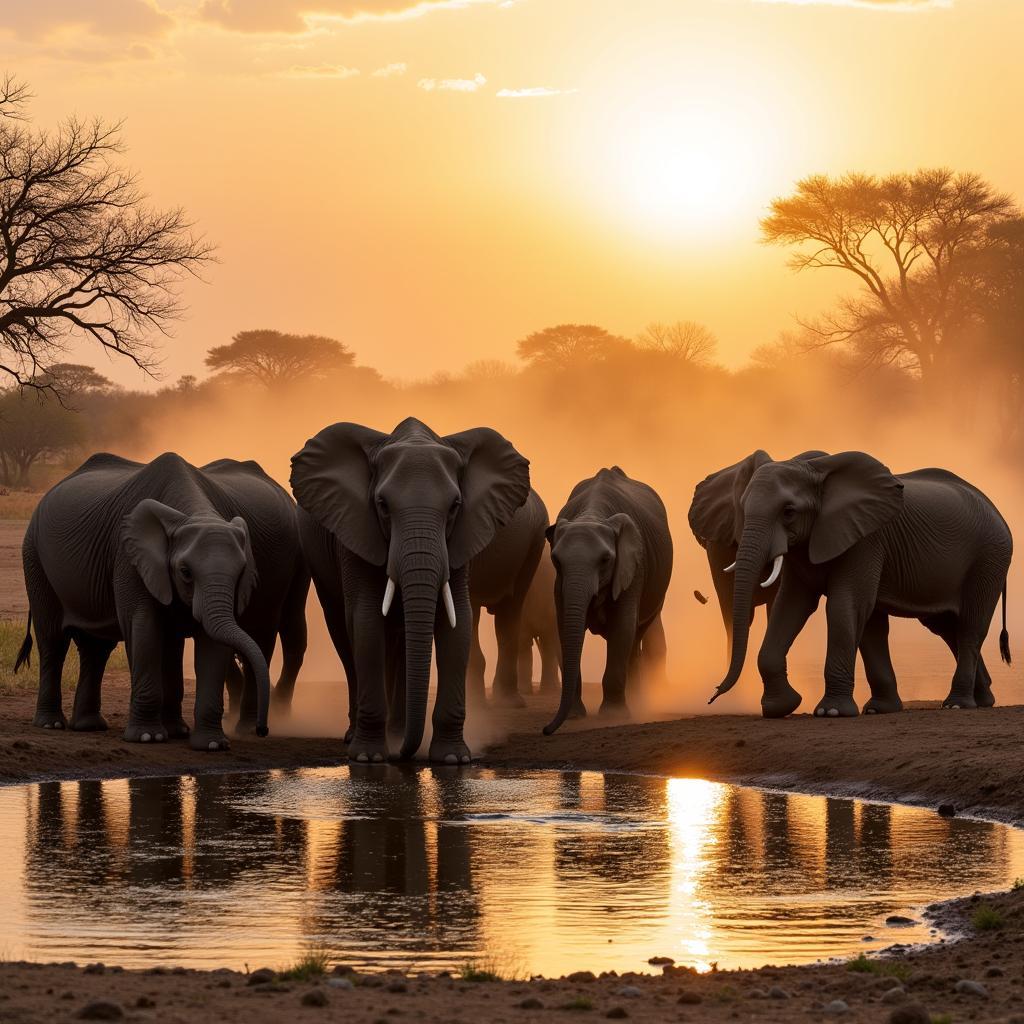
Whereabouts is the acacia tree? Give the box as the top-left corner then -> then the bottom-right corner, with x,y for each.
516,324 -> 631,369
761,169 -> 1020,385
205,329 -> 355,386
636,320 -> 717,365
0,75 -> 210,394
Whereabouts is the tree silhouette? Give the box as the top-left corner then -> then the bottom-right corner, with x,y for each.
205,329 -> 355,387
516,324 -> 631,369
636,320 -> 717,365
762,169 -> 1020,384
0,75 -> 210,395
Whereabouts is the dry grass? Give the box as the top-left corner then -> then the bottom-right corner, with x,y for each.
0,491 -> 40,521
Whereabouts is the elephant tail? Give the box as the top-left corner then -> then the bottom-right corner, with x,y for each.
14,612 -> 32,673
999,582 -> 1011,666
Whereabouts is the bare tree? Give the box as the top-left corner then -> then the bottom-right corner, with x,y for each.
636,320 -> 717,365
762,169 -> 1020,384
0,75 -> 210,394
516,323 -> 631,369
205,329 -> 355,387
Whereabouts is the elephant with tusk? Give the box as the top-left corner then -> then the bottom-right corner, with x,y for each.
291,417 -> 530,765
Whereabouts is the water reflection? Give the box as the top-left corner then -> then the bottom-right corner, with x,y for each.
1,768 -> 1021,974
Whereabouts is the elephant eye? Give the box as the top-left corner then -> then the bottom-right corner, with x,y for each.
376,497 -> 390,518
179,564 -> 193,582
783,505 -> 796,521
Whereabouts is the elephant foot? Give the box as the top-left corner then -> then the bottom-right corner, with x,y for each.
942,694 -> 978,710
33,709 -> 67,730
162,717 -> 191,739
190,729 -> 230,752
863,694 -> 903,715
761,686 -> 802,719
70,712 -> 109,732
974,686 -> 996,709
233,716 -> 257,737
343,725 -> 355,745
348,736 -> 389,764
123,721 -> 168,743
491,687 -> 526,709
598,699 -> 630,722
813,697 -> 859,718
429,737 -> 472,765
568,699 -> 587,720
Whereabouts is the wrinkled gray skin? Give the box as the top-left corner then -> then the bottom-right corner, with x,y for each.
17,453 -> 302,750
291,417 -> 530,765
544,467 -> 673,735
711,452 -> 1013,718
467,488 -> 548,708
517,552 -> 561,696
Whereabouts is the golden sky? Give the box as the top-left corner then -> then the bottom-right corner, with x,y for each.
6,0 -> 1023,386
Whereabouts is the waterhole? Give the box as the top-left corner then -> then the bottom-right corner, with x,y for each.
1,766 -> 1020,975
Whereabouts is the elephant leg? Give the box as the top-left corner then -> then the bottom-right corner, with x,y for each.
69,634 -> 117,731
757,580 -> 819,718
599,604 -> 638,718
517,632 -> 535,696
859,611 -> 903,715
816,590 -> 872,718
121,607 -> 168,743
974,655 -> 995,708
639,613 -> 668,690
943,579 -> 1001,709
430,567 -> 472,765
491,600 -> 526,708
272,569 -> 310,714
922,612 -> 995,709
466,604 -> 487,710
25,545 -> 70,730
191,633 -> 231,751
160,631 -> 189,738
345,574 -> 390,764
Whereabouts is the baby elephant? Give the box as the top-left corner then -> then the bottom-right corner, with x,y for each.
544,467 -> 673,734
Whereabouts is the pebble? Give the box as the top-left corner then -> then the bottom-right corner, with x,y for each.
568,971 -> 596,983
938,803 -> 957,817
954,979 -> 990,998
676,991 -> 702,1005
300,988 -> 329,1008
247,968 -> 277,986
605,1009 -> 629,1019
768,985 -> 789,999
881,986 -> 906,1004
75,1002 -> 124,1021
519,997 -> 543,1009
823,999 -> 849,1015
615,986 -> 643,998
747,989 -> 767,999
134,996 -> 156,1008
885,915 -> 917,927
986,966 -> 1005,977
888,1005 -> 931,1024
328,978 -> 354,990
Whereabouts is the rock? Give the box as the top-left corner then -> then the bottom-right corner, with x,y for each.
823,999 -> 849,1015
75,1002 -> 124,1021
677,991 -> 702,1005
134,996 -> 156,1008
333,965 -> 356,975
300,988 -> 329,1007
647,956 -> 674,966
247,968 -> 277,986
615,986 -> 642,998
568,971 -> 596,983
881,986 -> 906,1004
328,978 -> 354,990
885,915 -> 917,927
888,1005 -> 931,1024
82,963 -> 106,975
747,988 -> 767,999
387,981 -> 408,993
938,804 -> 957,817
954,979 -> 989,998
519,997 -> 543,1009
606,1009 -> 629,1019
768,985 -> 790,999
662,964 -> 697,978
985,966 -> 1005,977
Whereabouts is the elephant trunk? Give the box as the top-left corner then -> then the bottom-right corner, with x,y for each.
198,580 -> 270,736
392,510 -> 448,760
708,519 -> 772,706
543,572 -> 593,735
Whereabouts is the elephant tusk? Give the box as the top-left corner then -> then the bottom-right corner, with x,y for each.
723,562 -> 736,574
761,554 -> 784,589
442,580 -> 457,629
382,577 -> 396,616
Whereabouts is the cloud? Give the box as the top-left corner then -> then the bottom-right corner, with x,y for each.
198,0 -> 505,33
372,62 -> 408,76
282,63 -> 361,78
754,0 -> 951,9
417,72 -> 487,93
496,86 -> 577,99
0,0 -> 174,40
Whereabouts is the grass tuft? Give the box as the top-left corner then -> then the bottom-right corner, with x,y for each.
845,953 -> 910,982
972,904 -> 1005,932
1012,877 -> 1024,891
560,996 -> 593,1011
278,945 -> 330,981
930,1015 -> 952,1024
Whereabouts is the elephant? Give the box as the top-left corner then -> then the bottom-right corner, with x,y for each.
467,487 -> 548,708
17,452 -> 307,749
517,552 -> 561,697
543,466 -> 673,735
290,417 -> 530,764
708,451 -> 1013,718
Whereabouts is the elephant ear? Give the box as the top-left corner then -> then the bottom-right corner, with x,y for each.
689,450 -> 772,547
609,513 -> 643,601
229,516 -> 259,614
290,422 -> 390,565
123,499 -> 187,605
807,452 -> 904,564
444,427 -> 531,569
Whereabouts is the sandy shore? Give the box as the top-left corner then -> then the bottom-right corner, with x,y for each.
2,675 -> 1024,1021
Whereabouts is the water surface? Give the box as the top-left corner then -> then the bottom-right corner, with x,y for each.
0,767 -> 1021,975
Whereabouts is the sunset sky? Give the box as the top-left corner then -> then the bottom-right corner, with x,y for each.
6,0 -> 1022,386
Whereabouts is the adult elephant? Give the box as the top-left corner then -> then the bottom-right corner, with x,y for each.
16,452 -> 299,749
708,452 -> 1012,717
517,552 -> 561,697
291,417 -> 530,764
544,467 -> 673,735
467,488 -> 548,708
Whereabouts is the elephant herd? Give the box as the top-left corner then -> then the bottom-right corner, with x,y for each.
14,419 -> 1013,764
